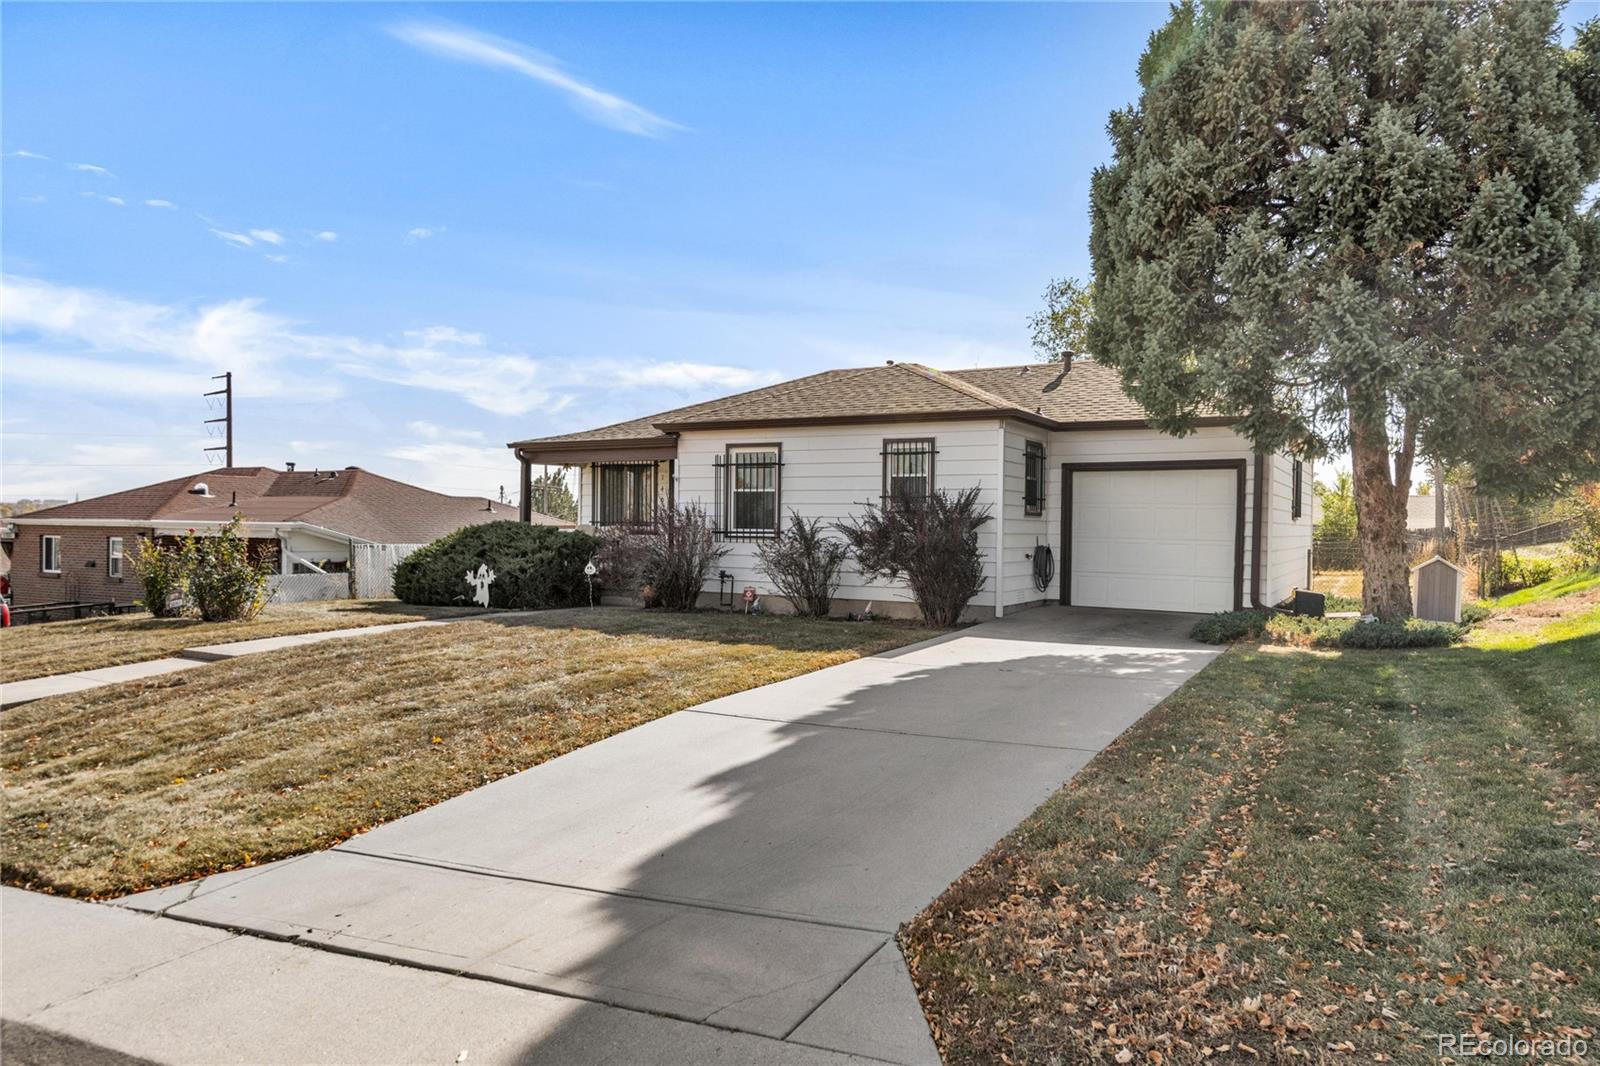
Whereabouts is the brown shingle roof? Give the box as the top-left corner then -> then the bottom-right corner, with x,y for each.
17,467 -> 560,542
511,360 -> 1190,451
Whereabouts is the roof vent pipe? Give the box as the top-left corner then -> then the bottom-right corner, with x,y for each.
230,491 -> 238,508
286,461 -> 295,472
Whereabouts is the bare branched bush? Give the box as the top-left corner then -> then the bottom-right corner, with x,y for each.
755,511 -> 849,617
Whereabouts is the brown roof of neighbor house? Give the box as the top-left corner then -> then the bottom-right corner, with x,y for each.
511,360 -> 1219,454
17,467 -> 567,543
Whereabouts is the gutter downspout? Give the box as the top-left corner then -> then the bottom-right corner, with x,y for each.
1250,452 -> 1267,608
994,423 -> 1006,619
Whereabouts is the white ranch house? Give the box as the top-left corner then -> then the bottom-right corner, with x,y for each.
511,361 -> 1311,619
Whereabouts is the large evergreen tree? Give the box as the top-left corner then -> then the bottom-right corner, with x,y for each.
1086,0 -> 1600,618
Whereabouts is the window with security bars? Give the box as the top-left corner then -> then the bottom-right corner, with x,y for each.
882,438 -> 935,506
714,447 -> 782,538
1023,440 -> 1045,515
594,463 -> 657,528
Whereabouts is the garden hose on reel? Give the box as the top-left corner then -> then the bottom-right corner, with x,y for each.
1031,540 -> 1055,593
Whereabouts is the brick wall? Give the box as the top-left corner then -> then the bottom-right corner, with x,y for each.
9,525 -> 151,607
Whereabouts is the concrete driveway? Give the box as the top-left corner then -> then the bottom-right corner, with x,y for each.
123,607 -> 1218,1064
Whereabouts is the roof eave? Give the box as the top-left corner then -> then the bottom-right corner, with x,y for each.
653,408 -> 1056,433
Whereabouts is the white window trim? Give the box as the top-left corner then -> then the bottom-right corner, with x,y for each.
41,535 -> 61,574
108,536 -> 124,578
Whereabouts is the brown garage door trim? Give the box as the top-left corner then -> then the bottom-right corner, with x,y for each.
1059,459 -> 1247,611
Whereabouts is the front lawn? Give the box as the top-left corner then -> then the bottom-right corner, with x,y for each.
0,600 -> 478,684
1,608 -> 939,897
905,597 -> 1599,1062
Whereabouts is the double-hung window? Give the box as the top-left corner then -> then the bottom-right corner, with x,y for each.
882,439 -> 935,506
108,536 -> 124,578
41,535 -> 61,574
1023,440 -> 1045,515
726,446 -> 781,536
594,463 -> 657,528
1291,459 -> 1304,520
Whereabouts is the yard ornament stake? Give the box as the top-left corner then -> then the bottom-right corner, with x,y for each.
465,563 -> 496,608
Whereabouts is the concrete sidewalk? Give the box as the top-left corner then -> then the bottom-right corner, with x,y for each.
1,889 -> 866,1065
96,607 -> 1218,1065
0,619 -> 453,709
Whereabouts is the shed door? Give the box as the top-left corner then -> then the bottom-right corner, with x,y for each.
1068,468 -> 1238,613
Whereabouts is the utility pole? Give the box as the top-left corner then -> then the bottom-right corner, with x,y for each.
204,372 -> 234,467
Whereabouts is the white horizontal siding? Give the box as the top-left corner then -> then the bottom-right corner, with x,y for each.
674,420 -> 1004,610
1001,420 -> 1052,608
1265,453 -> 1313,604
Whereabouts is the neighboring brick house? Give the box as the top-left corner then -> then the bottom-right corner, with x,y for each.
9,466 -> 568,608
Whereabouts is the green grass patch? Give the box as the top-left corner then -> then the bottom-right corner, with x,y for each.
1488,567 -> 1600,608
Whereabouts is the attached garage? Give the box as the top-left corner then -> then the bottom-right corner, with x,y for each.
1061,460 -> 1246,614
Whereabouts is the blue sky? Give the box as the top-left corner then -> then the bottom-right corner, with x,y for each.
6,3 -> 1193,501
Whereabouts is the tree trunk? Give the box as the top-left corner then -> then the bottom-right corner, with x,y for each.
1349,415 -> 1413,620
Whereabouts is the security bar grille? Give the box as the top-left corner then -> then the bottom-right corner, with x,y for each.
712,448 -> 783,540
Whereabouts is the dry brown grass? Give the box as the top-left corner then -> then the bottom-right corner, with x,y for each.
0,600 -> 478,684
904,595 -> 1600,1064
1,608 -> 939,898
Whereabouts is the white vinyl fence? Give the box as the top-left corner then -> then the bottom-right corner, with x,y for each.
352,543 -> 425,599
267,572 -> 351,604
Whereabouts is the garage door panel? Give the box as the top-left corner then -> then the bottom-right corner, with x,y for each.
1068,468 -> 1238,614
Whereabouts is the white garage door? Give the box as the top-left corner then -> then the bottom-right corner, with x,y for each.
1069,468 -> 1238,613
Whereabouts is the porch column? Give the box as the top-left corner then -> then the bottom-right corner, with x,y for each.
519,455 -> 532,523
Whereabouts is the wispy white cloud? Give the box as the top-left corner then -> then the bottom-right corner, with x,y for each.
406,420 -> 487,442
145,199 -> 177,209
71,162 -> 115,177
249,228 -> 285,245
601,360 -> 783,391
102,195 -> 126,206
406,226 -> 438,243
3,276 -> 778,424
210,228 -> 254,248
265,254 -> 290,264
389,22 -> 683,138
314,230 -> 338,243
6,149 -> 50,161
404,325 -> 483,347
18,194 -> 46,204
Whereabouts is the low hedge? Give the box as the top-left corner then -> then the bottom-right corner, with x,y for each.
1191,609 -> 1272,644
1192,610 -> 1464,649
394,521 -> 598,609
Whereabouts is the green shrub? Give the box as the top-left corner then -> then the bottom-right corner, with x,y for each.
1460,601 -> 1493,625
1195,610 -> 1468,649
755,511 -> 849,618
1335,618 -> 1463,649
1323,593 -> 1362,613
1190,609 -> 1271,644
394,521 -> 598,609
1571,484 -> 1600,567
180,514 -> 274,622
128,535 -> 187,618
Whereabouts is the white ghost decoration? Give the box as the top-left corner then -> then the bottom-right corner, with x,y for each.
465,563 -> 496,608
